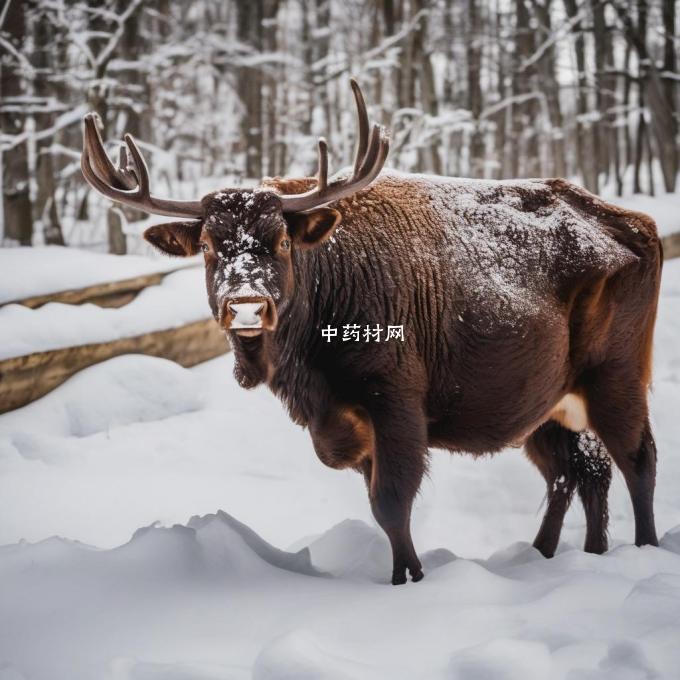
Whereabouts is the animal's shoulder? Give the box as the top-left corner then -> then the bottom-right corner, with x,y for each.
260,176 -> 316,195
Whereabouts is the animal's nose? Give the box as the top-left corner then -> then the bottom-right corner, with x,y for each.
229,301 -> 264,327
222,296 -> 277,332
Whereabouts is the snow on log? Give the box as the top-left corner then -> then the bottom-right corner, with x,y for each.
0,246 -> 199,306
0,318 -> 229,414
4,271 -> 169,309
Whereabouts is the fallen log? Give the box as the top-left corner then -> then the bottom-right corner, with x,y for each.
662,231 -> 680,260
0,319 -> 229,414
2,267 -> 199,310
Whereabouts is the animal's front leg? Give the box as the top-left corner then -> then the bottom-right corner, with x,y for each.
309,403 -> 375,470
367,401 -> 427,585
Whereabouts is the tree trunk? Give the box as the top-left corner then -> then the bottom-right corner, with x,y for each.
497,6 -> 513,178
467,0 -> 484,177
530,0 -> 567,178
613,0 -> 677,192
623,44 -> 633,174
31,6 -> 65,245
412,0 -> 441,174
263,0 -> 281,176
563,0 -> 598,192
1,0 -> 33,244
634,87 -> 645,194
107,208 -> 127,254
513,0 -> 540,178
661,0 -> 678,191
235,0 -> 264,179
382,0 -> 403,116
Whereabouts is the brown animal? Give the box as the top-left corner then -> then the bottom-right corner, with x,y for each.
81,81 -> 662,585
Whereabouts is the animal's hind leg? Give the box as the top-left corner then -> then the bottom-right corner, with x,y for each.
527,424 -> 612,557
572,431 -> 611,554
588,404 -> 658,545
525,422 -> 577,558
585,366 -> 658,547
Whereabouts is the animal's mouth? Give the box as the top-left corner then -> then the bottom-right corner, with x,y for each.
234,328 -> 264,337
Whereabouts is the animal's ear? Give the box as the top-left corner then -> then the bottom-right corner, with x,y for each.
144,221 -> 202,257
286,208 -> 342,249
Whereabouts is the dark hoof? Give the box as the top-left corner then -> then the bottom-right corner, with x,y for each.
532,539 -> 556,559
391,571 -> 407,585
635,536 -> 659,548
583,539 -> 608,555
411,569 -> 424,582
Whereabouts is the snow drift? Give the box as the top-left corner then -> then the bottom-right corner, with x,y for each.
1,511 -> 680,680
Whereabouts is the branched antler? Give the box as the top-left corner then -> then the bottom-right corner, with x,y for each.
81,113 -> 203,219
81,79 -> 388,218
278,79 -> 389,213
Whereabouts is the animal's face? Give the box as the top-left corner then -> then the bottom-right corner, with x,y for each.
144,189 -> 341,336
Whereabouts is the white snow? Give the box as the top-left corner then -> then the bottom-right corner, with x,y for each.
0,260 -> 678,679
0,355 -> 204,441
599,168 -> 680,238
0,245 -> 198,305
0,267 -> 211,360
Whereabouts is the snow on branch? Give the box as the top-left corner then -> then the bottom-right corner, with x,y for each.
1,105 -> 87,152
517,8 -> 587,73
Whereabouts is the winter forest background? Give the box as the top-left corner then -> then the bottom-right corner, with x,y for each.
0,0 -> 678,254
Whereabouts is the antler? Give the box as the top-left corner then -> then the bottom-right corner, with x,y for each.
81,79 -> 387,217
278,79 -> 389,213
81,113 -> 203,219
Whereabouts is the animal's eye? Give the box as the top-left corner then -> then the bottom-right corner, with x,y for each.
200,242 -> 209,253
280,239 -> 290,252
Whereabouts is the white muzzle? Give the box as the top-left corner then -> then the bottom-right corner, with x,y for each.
229,301 -> 265,329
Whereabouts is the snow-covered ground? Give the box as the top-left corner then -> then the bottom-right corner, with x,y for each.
0,257 -> 679,679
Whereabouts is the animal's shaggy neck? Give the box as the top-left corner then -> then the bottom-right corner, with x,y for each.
264,241 -> 359,425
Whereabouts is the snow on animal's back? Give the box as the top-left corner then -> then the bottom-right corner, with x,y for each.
364,170 -> 639,329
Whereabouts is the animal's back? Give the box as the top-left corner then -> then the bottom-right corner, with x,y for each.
340,172 -> 641,329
